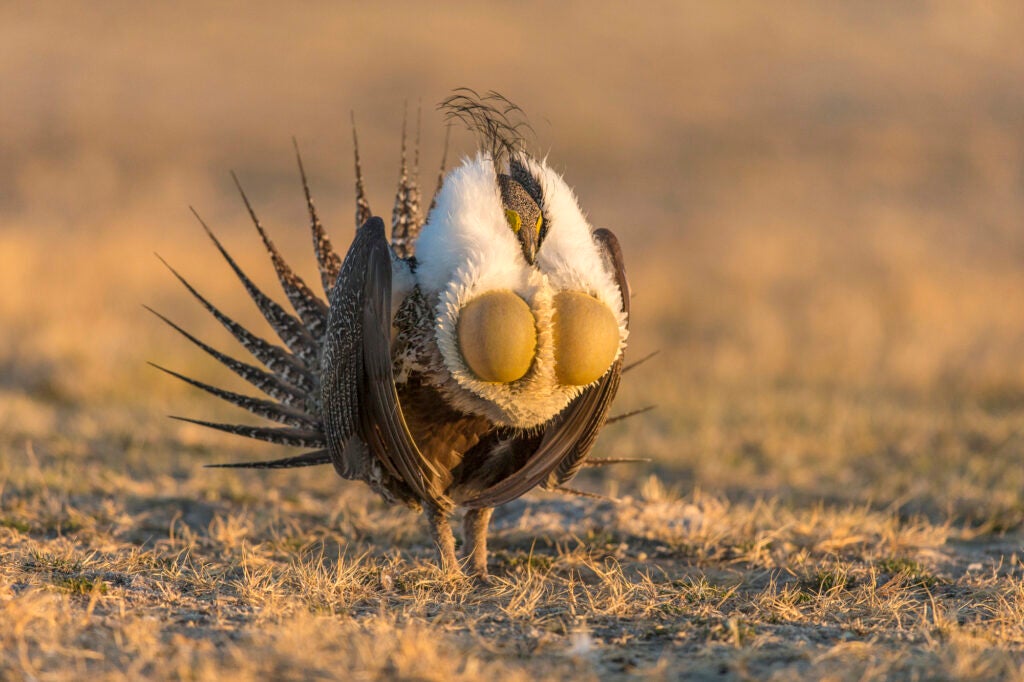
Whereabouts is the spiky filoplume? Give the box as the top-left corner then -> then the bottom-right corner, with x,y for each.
151,91 -> 645,578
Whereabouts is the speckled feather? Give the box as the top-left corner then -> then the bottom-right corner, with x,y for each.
231,173 -> 329,342
150,362 -> 320,429
294,141 -> 342,297
351,114 -> 373,229
154,255 -> 316,395
145,306 -> 309,410
191,210 -> 318,366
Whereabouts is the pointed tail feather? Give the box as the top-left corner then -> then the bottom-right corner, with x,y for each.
170,416 -> 326,448
391,106 -> 422,258
145,306 -> 308,409
549,485 -> 619,503
293,139 -> 342,297
230,172 -> 329,339
605,405 -> 656,425
149,362 -> 319,429
623,350 -> 659,374
581,457 -> 652,467
154,254 -> 315,393
411,101 -> 424,229
205,449 -> 331,469
427,123 -> 451,216
351,112 -> 372,229
190,208 -> 318,365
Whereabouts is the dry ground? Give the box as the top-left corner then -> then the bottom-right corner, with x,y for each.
3,2 -> 1024,680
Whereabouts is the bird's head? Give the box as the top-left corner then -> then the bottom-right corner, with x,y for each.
497,166 -> 544,265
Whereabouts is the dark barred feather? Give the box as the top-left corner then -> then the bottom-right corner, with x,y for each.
170,416 -> 326,448
390,108 -> 421,259
190,209 -> 318,365
154,255 -> 315,394
145,306 -> 309,409
293,139 -> 342,297
149,362 -> 319,429
205,450 -> 331,469
230,172 -> 329,340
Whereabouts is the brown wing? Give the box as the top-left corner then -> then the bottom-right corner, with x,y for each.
321,217 -> 454,510
359,226 -> 455,510
459,227 -> 630,509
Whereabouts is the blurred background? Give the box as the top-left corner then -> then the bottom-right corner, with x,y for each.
2,2 -> 1023,511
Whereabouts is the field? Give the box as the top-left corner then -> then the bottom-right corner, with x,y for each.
2,2 -> 1024,679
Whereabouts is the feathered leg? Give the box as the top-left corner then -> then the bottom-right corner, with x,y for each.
463,507 -> 493,579
424,503 -> 459,576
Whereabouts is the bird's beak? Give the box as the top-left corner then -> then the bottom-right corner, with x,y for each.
517,222 -> 538,265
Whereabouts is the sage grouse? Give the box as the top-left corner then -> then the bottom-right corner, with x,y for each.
152,91 -> 639,577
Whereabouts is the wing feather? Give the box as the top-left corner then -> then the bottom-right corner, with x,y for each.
359,222 -> 454,509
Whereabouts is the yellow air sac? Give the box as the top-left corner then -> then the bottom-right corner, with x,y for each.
457,291 -> 537,383
552,291 -> 619,386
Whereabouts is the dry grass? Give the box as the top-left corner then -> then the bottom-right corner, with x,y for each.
3,2 -> 1024,680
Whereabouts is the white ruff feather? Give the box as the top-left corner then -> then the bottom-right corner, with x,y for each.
412,153 -> 628,428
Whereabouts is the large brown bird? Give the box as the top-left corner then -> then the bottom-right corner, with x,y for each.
151,91 -> 640,578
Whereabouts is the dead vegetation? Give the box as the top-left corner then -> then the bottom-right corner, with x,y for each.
2,383 -> 1022,679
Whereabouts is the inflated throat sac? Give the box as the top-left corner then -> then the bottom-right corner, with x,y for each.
457,290 -> 537,383
456,289 -> 619,387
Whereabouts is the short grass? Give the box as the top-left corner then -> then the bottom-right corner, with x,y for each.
2,332 -> 1023,679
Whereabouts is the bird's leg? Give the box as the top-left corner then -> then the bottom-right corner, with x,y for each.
424,503 -> 460,576
463,507 -> 493,578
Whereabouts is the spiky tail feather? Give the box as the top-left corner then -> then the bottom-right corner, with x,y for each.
151,153 -> 356,466
205,450 -> 331,469
152,122 -> 438,469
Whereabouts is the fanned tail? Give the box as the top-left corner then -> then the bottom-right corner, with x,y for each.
170,416 -> 326,448
145,306 -> 309,409
190,208 -> 318,366
154,254 -> 314,394
149,362 -> 319,429
151,165 -> 345,465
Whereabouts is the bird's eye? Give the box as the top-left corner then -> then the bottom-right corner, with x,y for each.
535,214 -> 543,235
504,209 -> 522,234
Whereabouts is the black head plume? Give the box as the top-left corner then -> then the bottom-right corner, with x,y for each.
439,88 -> 534,162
